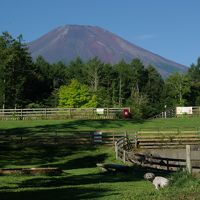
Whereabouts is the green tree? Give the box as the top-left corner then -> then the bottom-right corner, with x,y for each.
187,58 -> 200,106
58,79 -> 97,108
51,61 -> 68,89
125,59 -> 149,118
115,60 -> 131,106
97,63 -> 118,107
165,73 -> 190,106
25,57 -> 68,107
143,65 -> 165,116
0,32 -> 34,108
84,57 -> 103,92
188,57 -> 200,82
186,82 -> 200,106
66,57 -> 85,84
129,59 -> 148,95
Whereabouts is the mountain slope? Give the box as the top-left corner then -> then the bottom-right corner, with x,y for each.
28,25 -> 187,76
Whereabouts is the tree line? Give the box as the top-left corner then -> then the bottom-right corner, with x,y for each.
0,32 -> 200,118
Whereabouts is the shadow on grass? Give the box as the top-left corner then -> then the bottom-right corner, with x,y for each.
0,186 -> 116,200
0,144 -> 100,169
0,119 -> 139,169
36,118 -> 144,131
0,118 -> 145,136
0,164 -> 172,200
0,166 -> 146,200
0,166 -> 146,192
12,165 -> 171,189
40,153 -> 108,170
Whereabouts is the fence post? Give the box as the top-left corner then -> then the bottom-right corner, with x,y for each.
123,150 -> 126,163
115,141 -> 118,159
21,109 -> 23,119
90,132 -> 94,144
186,145 -> 192,173
124,131 -> 128,138
45,108 -> 47,119
55,131 -> 58,145
166,159 -> 169,171
135,132 -> 138,148
69,108 -> 71,118
2,104 -> 5,116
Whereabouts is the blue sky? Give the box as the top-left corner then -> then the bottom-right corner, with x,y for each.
0,0 -> 200,67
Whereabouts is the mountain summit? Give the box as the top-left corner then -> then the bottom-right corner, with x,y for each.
28,25 -> 187,76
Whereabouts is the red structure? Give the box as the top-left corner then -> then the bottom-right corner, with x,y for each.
123,108 -> 130,118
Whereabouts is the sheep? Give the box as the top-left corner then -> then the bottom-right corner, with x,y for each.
144,172 -> 169,190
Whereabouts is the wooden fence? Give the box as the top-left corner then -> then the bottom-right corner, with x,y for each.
0,130 -> 129,146
1,127 -> 200,172
0,128 -> 200,149
1,128 -> 200,148
135,128 -> 200,149
0,107 -> 130,120
115,137 -> 200,172
151,106 -> 200,119
112,128 -> 200,149
151,108 -> 176,119
192,107 -> 200,116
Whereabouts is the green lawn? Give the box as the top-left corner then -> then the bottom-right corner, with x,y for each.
0,144 -> 200,200
0,117 -> 200,132
0,118 -> 200,199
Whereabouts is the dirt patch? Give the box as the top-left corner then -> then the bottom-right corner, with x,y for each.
0,168 -> 63,175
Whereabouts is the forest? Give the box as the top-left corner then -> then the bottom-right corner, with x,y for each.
1,32 -> 200,119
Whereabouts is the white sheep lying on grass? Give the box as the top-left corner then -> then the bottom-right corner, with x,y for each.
144,173 -> 169,190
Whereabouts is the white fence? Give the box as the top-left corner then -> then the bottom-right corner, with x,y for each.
152,106 -> 200,119
0,107 -> 130,120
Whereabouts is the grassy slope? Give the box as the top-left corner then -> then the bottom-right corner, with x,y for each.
0,117 -> 200,131
0,145 -> 200,200
0,118 -> 200,200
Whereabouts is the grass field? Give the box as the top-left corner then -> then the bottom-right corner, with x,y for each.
0,117 -> 200,131
0,118 -> 200,199
0,144 -> 200,200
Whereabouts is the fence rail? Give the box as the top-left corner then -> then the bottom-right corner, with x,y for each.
0,130 -> 131,146
0,107 -> 130,120
115,136 -> 200,172
151,108 -> 176,119
1,127 -> 200,171
151,106 -> 200,119
1,128 -> 200,147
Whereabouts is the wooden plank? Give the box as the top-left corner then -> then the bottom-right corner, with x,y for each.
139,140 -> 200,144
134,154 -> 186,162
139,140 -> 200,143
186,145 -> 192,173
137,135 -> 198,138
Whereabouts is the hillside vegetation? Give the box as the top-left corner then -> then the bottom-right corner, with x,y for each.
1,32 -> 200,119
